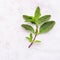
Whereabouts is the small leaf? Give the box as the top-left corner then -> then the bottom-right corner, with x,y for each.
39,21 -> 55,34
26,37 -> 32,42
37,15 -> 51,24
23,15 -> 35,24
26,33 -> 33,42
34,6 -> 41,20
26,37 -> 30,40
23,15 -> 32,22
35,40 -> 41,43
30,33 -> 32,40
21,24 -> 34,33
29,33 -> 33,42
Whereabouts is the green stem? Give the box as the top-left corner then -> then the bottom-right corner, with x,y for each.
28,25 -> 38,48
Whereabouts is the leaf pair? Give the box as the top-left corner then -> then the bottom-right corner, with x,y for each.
26,33 -> 33,42
26,33 -> 41,43
21,21 -> 55,34
23,15 -> 51,25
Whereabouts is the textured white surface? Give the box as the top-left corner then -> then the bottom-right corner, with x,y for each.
0,0 -> 60,60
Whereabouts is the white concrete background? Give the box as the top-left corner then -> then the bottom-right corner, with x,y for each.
0,0 -> 60,60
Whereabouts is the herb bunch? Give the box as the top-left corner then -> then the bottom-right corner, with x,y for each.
21,6 -> 55,48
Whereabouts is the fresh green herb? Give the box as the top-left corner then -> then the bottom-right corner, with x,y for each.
21,6 -> 55,48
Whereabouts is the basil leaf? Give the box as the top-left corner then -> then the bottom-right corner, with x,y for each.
30,33 -> 32,40
21,24 -> 34,33
26,37 -> 32,42
37,15 -> 51,24
34,6 -> 41,20
26,33 -> 33,42
23,15 -> 35,24
23,15 -> 33,22
29,33 -> 33,42
26,37 -> 30,41
39,21 -> 55,34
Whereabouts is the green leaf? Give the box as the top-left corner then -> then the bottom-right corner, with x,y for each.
21,24 -> 34,33
37,15 -> 51,24
29,33 -> 33,42
30,33 -> 32,40
39,21 -> 55,34
26,33 -> 33,42
23,15 -> 33,22
34,40 -> 41,43
34,6 -> 41,20
26,37 -> 32,42
23,15 -> 35,24
26,37 -> 30,40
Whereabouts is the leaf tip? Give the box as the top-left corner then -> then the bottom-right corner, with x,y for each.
36,5 -> 40,8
